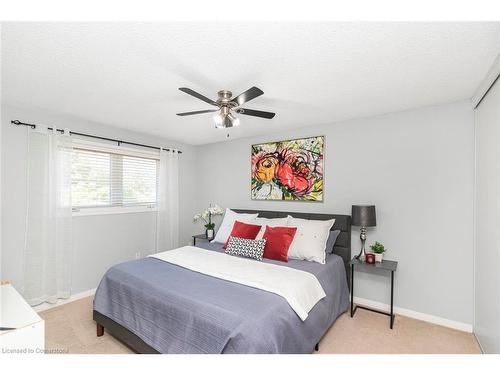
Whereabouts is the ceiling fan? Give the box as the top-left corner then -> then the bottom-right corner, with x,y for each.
176,86 -> 276,128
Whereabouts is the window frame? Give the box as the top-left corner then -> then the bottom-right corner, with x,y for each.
70,138 -> 160,217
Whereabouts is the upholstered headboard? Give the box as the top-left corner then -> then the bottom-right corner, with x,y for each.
232,209 -> 351,284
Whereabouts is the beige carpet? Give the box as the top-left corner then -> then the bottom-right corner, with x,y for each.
39,296 -> 481,354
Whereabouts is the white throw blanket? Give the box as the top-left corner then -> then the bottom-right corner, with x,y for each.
149,246 -> 326,321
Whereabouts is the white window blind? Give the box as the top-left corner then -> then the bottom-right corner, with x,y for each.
71,144 -> 158,210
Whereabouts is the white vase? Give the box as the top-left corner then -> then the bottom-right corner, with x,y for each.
375,253 -> 384,263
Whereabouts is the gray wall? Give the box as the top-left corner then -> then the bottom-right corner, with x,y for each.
1,104 -> 198,294
195,101 -> 475,325
475,78 -> 500,353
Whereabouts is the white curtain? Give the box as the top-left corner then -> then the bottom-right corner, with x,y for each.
156,149 -> 180,252
23,127 -> 73,306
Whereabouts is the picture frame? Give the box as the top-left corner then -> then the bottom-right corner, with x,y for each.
251,135 -> 325,202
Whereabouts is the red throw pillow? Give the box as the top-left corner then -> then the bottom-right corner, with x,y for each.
262,226 -> 297,262
224,220 -> 262,248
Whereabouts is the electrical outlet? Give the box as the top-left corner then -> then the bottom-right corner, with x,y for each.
135,252 -> 141,259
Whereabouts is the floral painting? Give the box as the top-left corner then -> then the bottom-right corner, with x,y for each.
251,136 -> 324,201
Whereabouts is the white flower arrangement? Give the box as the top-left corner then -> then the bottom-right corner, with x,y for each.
193,204 -> 224,230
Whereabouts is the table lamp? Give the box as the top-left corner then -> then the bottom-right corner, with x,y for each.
351,205 -> 377,260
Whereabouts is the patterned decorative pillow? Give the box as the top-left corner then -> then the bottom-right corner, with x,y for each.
225,236 -> 267,261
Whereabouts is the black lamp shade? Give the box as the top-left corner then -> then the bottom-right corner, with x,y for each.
351,205 -> 376,227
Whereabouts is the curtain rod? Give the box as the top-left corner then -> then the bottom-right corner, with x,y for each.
11,120 -> 182,154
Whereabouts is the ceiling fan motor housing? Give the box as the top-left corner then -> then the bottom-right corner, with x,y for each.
217,90 -> 238,108
217,90 -> 232,101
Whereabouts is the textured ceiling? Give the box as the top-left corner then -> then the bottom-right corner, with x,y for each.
2,22 -> 500,145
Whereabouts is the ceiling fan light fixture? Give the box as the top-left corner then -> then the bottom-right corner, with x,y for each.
213,112 -> 225,128
213,110 -> 240,128
228,113 -> 240,127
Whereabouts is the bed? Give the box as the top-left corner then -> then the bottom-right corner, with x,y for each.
93,209 -> 351,354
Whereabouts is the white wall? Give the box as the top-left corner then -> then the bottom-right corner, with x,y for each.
475,78 -> 500,353
1,104 -> 198,295
195,101 -> 475,325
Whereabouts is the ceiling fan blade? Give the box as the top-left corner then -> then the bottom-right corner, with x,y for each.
231,87 -> 264,106
238,108 -> 276,119
176,109 -> 218,116
179,87 -> 218,106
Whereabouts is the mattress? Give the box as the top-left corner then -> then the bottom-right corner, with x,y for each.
93,242 -> 349,353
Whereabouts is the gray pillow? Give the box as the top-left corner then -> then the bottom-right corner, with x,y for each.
325,230 -> 341,254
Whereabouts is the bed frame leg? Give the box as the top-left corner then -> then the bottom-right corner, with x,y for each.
315,343 -> 319,351
96,323 -> 104,337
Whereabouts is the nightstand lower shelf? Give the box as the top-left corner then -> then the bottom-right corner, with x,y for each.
350,304 -> 395,329
349,258 -> 397,329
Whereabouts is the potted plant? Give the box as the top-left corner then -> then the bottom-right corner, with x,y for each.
370,241 -> 386,262
193,204 -> 224,240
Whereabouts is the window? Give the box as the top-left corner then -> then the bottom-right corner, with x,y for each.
71,140 -> 159,215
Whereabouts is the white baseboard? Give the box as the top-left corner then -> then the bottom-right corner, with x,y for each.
353,296 -> 473,333
33,288 -> 96,313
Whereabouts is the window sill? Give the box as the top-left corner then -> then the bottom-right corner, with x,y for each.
72,205 -> 157,217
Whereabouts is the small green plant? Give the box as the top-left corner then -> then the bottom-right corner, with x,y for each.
370,241 -> 386,254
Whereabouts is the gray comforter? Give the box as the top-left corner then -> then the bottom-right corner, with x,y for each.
93,242 -> 349,353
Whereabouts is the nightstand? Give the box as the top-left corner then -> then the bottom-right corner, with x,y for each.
192,234 -> 212,246
349,257 -> 398,329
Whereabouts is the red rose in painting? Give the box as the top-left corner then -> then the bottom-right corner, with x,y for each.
275,150 -> 314,196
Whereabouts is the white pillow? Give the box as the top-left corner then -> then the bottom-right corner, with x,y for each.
286,215 -> 335,264
245,217 -> 289,239
211,208 -> 259,244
